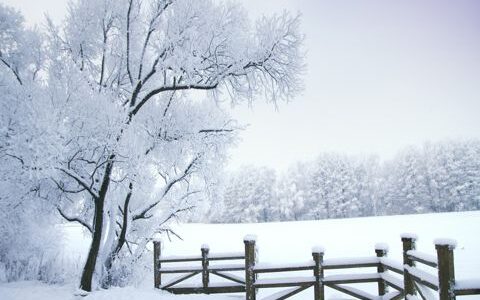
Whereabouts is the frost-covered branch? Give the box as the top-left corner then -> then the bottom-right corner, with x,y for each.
57,168 -> 99,200
132,157 -> 199,221
56,207 -> 93,233
0,56 -> 23,85
129,83 -> 218,119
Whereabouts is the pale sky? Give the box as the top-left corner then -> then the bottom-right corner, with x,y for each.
5,0 -> 480,171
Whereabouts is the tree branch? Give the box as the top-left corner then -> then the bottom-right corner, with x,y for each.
0,56 -> 23,85
129,83 -> 218,120
126,0 -> 134,86
57,207 -> 93,233
132,157 -> 198,220
57,168 -> 99,200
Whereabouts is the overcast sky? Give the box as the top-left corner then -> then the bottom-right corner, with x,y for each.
5,0 -> 480,171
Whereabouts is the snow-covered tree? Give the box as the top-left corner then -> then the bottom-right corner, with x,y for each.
276,162 -> 311,221
0,4 -> 66,283
215,140 -> 479,222
1,0 -> 304,291
222,166 -> 277,223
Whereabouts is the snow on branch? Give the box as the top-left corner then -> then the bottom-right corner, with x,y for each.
132,157 -> 199,221
57,168 -> 99,200
56,207 -> 93,233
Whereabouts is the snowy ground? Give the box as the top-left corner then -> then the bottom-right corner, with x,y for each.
1,211 -> 479,299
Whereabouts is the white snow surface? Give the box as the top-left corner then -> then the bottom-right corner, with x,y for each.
434,238 -> 458,248
1,211 -> 480,299
400,232 -> 418,240
311,245 -> 325,254
374,243 -> 389,251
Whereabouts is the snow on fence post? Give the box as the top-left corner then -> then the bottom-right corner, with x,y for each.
201,244 -> 210,289
153,240 -> 161,289
435,239 -> 457,300
401,234 -> 417,298
244,235 -> 257,300
375,243 -> 389,296
312,246 -> 325,300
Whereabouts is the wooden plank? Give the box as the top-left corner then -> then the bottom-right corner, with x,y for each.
323,262 -> 380,270
209,252 -> 245,261
210,270 -> 245,284
409,272 -> 438,291
312,250 -> 324,300
323,273 -> 380,285
160,253 -> 244,263
436,243 -> 456,300
376,247 -> 388,296
390,291 -> 405,300
382,291 -> 403,300
454,279 -> 480,296
210,256 -> 245,261
381,273 -> 404,291
160,264 -> 245,273
262,285 -> 312,300
159,265 -> 203,273
201,246 -> 209,288
380,258 -> 404,275
324,283 -> 376,300
166,284 -> 246,294
402,236 -> 417,298
413,282 -> 428,300
254,277 -> 316,288
407,253 -> 438,268
254,264 -> 314,273
209,264 -> 245,272
153,241 -> 161,288
161,271 -> 200,289
244,237 -> 256,300
383,264 -> 404,275
323,257 -> 380,270
455,288 -> 480,296
160,256 -> 202,263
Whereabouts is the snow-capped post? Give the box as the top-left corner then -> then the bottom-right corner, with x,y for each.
435,239 -> 457,300
401,233 -> 417,298
312,246 -> 325,300
244,235 -> 257,300
153,240 -> 161,289
375,243 -> 389,296
201,244 -> 210,289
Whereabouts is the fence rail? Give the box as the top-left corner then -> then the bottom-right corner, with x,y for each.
153,234 -> 480,300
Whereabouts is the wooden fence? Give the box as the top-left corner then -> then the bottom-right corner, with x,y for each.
153,234 -> 480,300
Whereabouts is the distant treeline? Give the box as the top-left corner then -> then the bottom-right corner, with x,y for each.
208,140 -> 480,223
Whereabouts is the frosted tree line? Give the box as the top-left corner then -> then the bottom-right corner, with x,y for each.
0,0 -> 304,291
214,140 -> 480,223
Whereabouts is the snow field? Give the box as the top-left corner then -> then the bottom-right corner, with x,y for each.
1,211 -> 479,299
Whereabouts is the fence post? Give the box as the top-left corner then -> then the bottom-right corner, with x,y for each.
401,234 -> 417,299
435,239 -> 456,300
153,240 -> 161,289
312,246 -> 325,300
244,235 -> 257,300
201,244 -> 210,289
375,243 -> 389,296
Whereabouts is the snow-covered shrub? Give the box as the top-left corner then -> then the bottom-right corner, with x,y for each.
0,203 -> 74,283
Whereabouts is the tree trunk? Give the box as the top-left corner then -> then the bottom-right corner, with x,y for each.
79,197 -> 105,291
79,159 -> 114,292
102,185 -> 132,288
